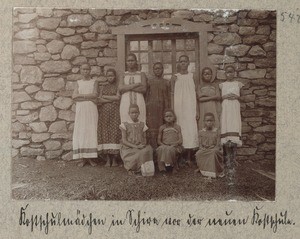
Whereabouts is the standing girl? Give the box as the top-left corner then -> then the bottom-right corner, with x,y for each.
119,104 -> 154,176
219,65 -> 244,185
156,109 -> 183,174
171,55 -> 199,165
219,65 -> 244,146
198,67 -> 220,130
119,53 -> 147,123
146,62 -> 170,149
98,69 -> 121,167
72,64 -> 98,167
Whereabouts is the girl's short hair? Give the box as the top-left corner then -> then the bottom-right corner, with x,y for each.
106,68 -> 117,77
224,65 -> 235,72
128,103 -> 140,112
164,108 -> 177,121
204,112 -> 215,120
178,54 -> 189,61
153,62 -> 163,68
201,67 -> 213,75
126,53 -> 138,71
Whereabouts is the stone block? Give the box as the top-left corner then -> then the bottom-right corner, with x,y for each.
40,60 -> 72,73
263,42 -> 276,52
12,122 -> 26,132
43,140 -> 61,150
243,35 -> 269,44
83,33 -> 96,40
62,141 -> 72,151
193,14 -> 213,22
105,16 -> 122,26
56,27 -> 75,36
53,10 -> 71,17
29,122 -> 48,132
248,10 -> 269,19
72,56 -> 88,65
256,25 -> 271,35
214,16 -> 237,24
53,97 -> 73,110
213,33 -> 241,45
96,57 -> 117,66
14,28 -> 39,39
237,147 -> 257,155
123,15 -> 141,25
254,58 -> 276,68
32,133 -> 50,143
66,74 -> 82,81
61,45 -> 80,59
34,52 -> 51,61
12,139 -> 30,149
171,10 -> 194,19
226,44 -> 250,57
208,43 -> 224,54
21,147 -> 44,156
89,9 -> 107,19
51,132 -> 72,139
255,98 -> 276,107
62,151 -> 73,161
20,66 -> 42,84
16,110 -> 30,115
81,49 -> 99,58
239,69 -> 266,79
254,125 -> 275,132
37,18 -> 61,30
40,30 -> 59,40
67,14 -> 93,27
238,26 -> 255,35
208,54 -> 235,64
46,40 -> 65,54
20,101 -> 42,110
39,105 -> 57,121
89,20 -> 109,33
63,35 -> 83,44
45,150 -> 63,159
49,121 -> 67,133
249,46 -> 266,56
81,40 -> 108,49
12,149 -> 19,158
34,91 -> 55,102
13,40 -> 36,54
18,13 -> 37,23
42,77 -> 65,91
253,89 -> 268,96
103,48 -> 117,57
12,91 -> 31,103
237,19 -> 258,26
66,81 -> 77,91
58,110 -> 75,121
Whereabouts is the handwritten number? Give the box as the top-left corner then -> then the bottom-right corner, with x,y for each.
280,12 -> 286,22
289,13 -> 295,23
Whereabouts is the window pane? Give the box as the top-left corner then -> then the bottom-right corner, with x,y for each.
153,52 -> 162,63
163,40 -> 172,50
176,39 -> 185,50
141,64 -> 148,73
186,51 -> 195,62
153,40 -> 162,51
188,62 -> 195,73
140,52 -> 148,63
163,64 -> 172,74
163,52 -> 172,63
176,51 -> 186,62
140,41 -> 148,51
186,39 -> 195,50
130,41 -> 139,51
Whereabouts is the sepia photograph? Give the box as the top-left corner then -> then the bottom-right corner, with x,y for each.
11,8 -> 276,201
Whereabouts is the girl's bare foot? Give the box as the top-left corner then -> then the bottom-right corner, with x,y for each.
88,159 -> 97,167
111,157 -> 118,167
104,159 -> 111,167
77,159 -> 87,167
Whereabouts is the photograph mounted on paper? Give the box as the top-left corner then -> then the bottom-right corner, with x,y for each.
11,8 -> 276,201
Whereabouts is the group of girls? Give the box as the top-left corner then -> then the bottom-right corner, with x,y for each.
72,53 -> 243,178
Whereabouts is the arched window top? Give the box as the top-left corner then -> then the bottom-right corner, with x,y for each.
112,18 -> 213,35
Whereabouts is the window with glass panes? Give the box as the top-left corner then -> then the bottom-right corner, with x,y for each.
126,33 -> 199,80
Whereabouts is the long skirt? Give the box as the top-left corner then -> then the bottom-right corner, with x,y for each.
195,148 -> 224,178
120,145 -> 153,173
73,101 -> 98,159
156,145 -> 181,171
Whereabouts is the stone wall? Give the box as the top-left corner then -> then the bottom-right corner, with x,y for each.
12,8 -> 276,161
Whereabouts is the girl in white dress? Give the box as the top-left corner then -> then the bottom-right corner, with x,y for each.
72,64 -> 99,167
171,55 -> 199,165
219,65 -> 244,146
119,53 -> 147,123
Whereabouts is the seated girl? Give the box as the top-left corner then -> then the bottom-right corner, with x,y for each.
119,104 -> 154,176
195,112 -> 224,179
156,109 -> 183,174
